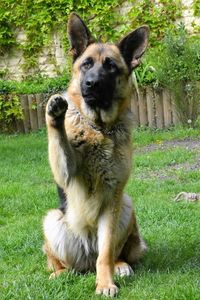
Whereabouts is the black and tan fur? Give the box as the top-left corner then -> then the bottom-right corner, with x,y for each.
43,13 -> 149,297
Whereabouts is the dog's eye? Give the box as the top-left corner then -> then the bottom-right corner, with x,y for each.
103,57 -> 117,72
81,57 -> 94,71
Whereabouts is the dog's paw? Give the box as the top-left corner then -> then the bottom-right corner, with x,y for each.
47,94 -> 68,119
96,283 -> 119,297
114,261 -> 134,277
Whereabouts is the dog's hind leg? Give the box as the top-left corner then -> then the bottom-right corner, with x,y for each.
43,208 -> 98,277
43,209 -> 71,278
120,227 -> 147,266
43,240 -> 67,278
114,231 -> 146,278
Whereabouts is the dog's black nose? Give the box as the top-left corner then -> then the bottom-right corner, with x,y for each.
85,79 -> 94,87
85,74 -> 100,89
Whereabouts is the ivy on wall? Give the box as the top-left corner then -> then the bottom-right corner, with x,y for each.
193,0 -> 200,16
127,0 -> 183,46
0,0 -> 185,74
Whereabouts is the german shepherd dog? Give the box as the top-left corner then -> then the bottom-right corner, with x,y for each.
43,13 -> 149,297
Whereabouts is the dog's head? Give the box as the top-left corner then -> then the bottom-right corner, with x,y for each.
67,13 -> 149,124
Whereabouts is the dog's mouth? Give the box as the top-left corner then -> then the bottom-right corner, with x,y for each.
82,94 -> 98,109
82,93 -> 111,110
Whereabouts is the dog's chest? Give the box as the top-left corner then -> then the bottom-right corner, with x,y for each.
66,119 -> 120,187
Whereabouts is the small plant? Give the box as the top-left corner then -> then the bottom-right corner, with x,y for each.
134,61 -> 157,88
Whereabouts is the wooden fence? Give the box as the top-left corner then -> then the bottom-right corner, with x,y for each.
15,93 -> 47,133
2,88 -> 180,133
131,87 -> 179,128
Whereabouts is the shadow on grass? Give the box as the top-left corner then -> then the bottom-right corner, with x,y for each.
136,238 -> 200,274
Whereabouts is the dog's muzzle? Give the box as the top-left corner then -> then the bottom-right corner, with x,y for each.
81,67 -> 116,110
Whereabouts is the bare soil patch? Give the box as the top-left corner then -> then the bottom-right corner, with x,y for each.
135,138 -> 200,154
135,138 -> 200,180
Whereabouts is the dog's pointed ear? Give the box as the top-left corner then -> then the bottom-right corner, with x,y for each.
67,13 -> 94,61
118,26 -> 149,71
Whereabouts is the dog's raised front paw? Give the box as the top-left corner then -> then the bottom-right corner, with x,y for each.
47,94 -> 68,119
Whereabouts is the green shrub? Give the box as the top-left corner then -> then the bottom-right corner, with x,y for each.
155,24 -> 200,123
0,73 -> 69,95
135,24 -> 200,124
0,94 -> 23,132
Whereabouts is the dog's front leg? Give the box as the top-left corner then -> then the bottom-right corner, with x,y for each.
96,206 -> 120,297
46,94 -> 76,188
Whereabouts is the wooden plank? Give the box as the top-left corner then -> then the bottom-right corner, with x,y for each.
16,119 -> 24,133
154,89 -> 164,129
28,94 -> 38,131
36,93 -> 45,128
42,93 -> 48,125
146,87 -> 156,128
171,93 -> 180,125
19,94 -> 31,133
42,94 -> 47,126
163,89 -> 172,127
138,88 -> 148,126
131,89 -> 139,127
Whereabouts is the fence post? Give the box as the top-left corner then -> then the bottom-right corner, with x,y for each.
28,94 -> 38,131
163,89 -> 172,127
15,119 -> 24,133
20,94 -> 31,133
131,89 -> 139,127
138,88 -> 148,126
154,89 -> 164,129
36,93 -> 46,129
146,87 -> 156,128
171,94 -> 180,125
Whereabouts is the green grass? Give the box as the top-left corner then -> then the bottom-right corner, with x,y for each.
1,127 -> 200,299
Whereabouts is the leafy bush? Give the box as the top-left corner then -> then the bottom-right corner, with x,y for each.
0,73 -> 69,95
127,0 -> 182,47
0,94 -> 23,132
193,0 -> 200,17
134,24 -> 200,124
152,24 -> 200,123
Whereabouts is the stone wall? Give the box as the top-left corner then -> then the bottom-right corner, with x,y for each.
183,0 -> 200,31
0,1 -> 199,81
0,30 -> 67,81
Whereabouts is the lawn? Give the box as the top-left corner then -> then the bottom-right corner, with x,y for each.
0,127 -> 200,300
